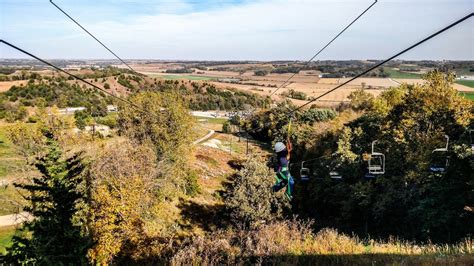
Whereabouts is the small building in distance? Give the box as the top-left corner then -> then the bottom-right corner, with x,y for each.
58,107 -> 86,115
457,75 -> 474,80
107,105 -> 118,113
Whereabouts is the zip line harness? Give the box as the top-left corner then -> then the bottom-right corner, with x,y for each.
273,119 -> 294,200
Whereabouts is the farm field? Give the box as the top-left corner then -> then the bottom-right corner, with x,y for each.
138,67 -> 395,106
1,64 -> 472,109
0,81 -> 26,92
136,64 -> 474,107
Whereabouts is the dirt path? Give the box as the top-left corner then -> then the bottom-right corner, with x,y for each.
389,78 -> 401,85
0,212 -> 32,227
193,129 -> 216,145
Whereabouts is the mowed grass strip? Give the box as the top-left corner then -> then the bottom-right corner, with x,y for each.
455,79 -> 474,88
386,68 -> 422,79
193,116 -> 228,125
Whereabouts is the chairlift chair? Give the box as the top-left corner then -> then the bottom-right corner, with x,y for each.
328,160 -> 343,179
429,135 -> 449,173
300,161 -> 311,182
368,140 -> 385,175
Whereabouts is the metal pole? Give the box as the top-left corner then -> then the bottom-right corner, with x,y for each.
246,138 -> 249,155
92,123 -> 96,140
238,126 -> 241,142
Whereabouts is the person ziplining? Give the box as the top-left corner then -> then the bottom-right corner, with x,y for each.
272,139 -> 294,200
272,120 -> 294,200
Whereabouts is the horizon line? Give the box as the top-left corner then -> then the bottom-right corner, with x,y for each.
1,58 -> 473,62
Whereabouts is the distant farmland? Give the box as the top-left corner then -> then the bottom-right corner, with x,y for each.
148,74 -> 214,81
164,75 -> 214,81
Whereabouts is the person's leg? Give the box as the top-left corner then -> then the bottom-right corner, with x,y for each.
273,172 -> 288,192
285,176 -> 295,199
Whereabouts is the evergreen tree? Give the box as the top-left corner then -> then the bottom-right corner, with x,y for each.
5,130 -> 91,264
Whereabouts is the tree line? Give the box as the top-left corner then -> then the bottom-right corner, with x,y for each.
240,71 -> 473,243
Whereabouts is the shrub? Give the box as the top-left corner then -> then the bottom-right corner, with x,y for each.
95,115 -> 118,129
254,70 -> 268,76
299,108 -> 337,124
223,159 -> 289,228
87,139 -> 158,264
348,88 -> 374,110
281,89 -> 307,100
222,121 -> 232,133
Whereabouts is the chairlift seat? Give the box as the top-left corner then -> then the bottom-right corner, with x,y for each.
300,168 -> 310,181
429,166 -> 446,173
368,153 -> 385,175
329,171 -> 342,179
368,165 -> 382,171
364,173 -> 376,179
429,149 -> 449,173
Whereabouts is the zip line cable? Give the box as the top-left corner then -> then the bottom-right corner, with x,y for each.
269,0 -> 378,97
0,40 -> 151,116
290,12 -> 474,114
49,0 -> 136,72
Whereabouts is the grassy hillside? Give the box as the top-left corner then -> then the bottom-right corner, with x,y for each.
0,226 -> 15,255
0,70 -> 472,264
0,124 -> 26,216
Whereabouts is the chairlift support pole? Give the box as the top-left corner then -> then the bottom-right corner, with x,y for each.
246,138 -> 249,155
371,140 -> 377,154
444,135 -> 449,150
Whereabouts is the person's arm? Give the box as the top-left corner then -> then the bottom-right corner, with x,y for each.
286,137 -> 292,160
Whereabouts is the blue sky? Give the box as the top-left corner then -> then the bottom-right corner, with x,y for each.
1,0 -> 473,60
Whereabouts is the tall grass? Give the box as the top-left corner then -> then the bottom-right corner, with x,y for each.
171,220 -> 474,264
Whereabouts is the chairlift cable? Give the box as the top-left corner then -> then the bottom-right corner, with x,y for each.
289,13 -> 474,114
50,0 -> 136,73
269,0 -> 378,97
0,40 -> 153,117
